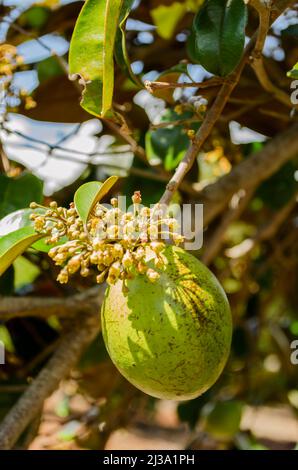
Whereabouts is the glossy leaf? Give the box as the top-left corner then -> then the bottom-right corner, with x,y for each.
115,0 -> 142,86
69,0 -> 124,117
0,173 -> 43,219
74,176 -> 119,224
192,0 -> 247,77
288,62 -> 298,79
0,227 -> 42,277
146,110 -> 197,171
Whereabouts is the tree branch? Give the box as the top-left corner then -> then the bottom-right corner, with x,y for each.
225,190 -> 298,258
249,0 -> 272,57
251,57 -> 293,107
202,187 -> 256,265
158,0 -> 294,205
0,286 -> 104,321
198,122 -> 298,226
0,309 -> 101,450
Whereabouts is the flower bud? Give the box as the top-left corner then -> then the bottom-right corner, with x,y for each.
113,243 -> 124,258
122,251 -> 133,269
132,191 -> 142,204
147,269 -> 160,283
67,255 -> 82,274
150,242 -> 164,253
57,269 -> 68,284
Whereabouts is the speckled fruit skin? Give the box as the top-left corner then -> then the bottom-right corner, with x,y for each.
101,246 -> 232,401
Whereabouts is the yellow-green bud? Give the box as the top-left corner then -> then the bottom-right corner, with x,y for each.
147,269 -> 160,283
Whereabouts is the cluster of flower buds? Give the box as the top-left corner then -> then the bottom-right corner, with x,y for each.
30,192 -> 184,287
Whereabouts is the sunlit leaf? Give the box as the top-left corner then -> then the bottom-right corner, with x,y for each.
0,227 -> 43,277
151,2 -> 186,40
192,0 -> 247,76
69,0 -> 124,117
74,176 -> 119,224
288,62 -> 298,79
14,256 -> 40,289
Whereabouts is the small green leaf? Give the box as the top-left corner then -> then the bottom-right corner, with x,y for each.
20,6 -> 50,30
151,2 -> 186,40
192,0 -> 247,77
0,227 -> 42,277
115,0 -> 142,86
288,62 -> 298,79
146,110 -> 198,171
74,176 -> 119,224
69,0 -> 124,117
0,173 -> 43,219
14,256 -> 40,290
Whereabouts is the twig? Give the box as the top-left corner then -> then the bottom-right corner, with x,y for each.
150,117 -> 200,130
158,73 -> 250,205
144,77 -> 223,93
1,124 -> 198,197
0,385 -> 27,393
225,190 -> 298,258
1,124 -> 131,156
0,285 -> 103,321
249,1 -> 293,107
202,187 -> 256,265
1,18 -> 70,76
251,58 -> 293,107
0,309 -> 101,450
249,0 -> 272,58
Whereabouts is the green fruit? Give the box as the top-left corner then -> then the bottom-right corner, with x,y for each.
201,400 -> 243,440
101,245 -> 232,400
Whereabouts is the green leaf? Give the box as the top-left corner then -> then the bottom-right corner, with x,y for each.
115,0 -> 142,86
14,256 -> 40,289
0,227 -> 42,277
69,0 -> 124,117
0,173 -> 43,219
0,208 -> 63,253
192,0 -> 247,77
74,176 -> 119,224
151,2 -> 186,40
20,6 -> 50,30
281,24 -> 298,37
288,62 -> 298,79
145,110 -> 197,171
37,56 -> 64,82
